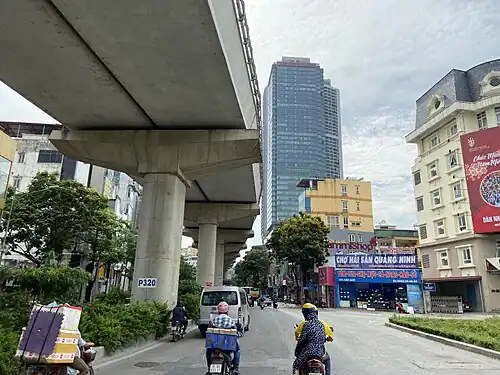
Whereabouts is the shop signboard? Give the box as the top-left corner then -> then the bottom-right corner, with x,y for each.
406,284 -> 423,313
334,253 -> 418,269
329,237 -> 378,253
422,282 -> 436,292
335,269 -> 421,284
318,266 -> 335,286
460,127 -> 500,234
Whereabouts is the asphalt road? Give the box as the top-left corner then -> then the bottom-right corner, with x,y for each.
94,307 -> 500,375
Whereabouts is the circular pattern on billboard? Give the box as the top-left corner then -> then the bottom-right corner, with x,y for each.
479,170 -> 500,207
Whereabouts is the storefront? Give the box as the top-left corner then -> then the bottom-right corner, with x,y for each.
334,253 -> 423,312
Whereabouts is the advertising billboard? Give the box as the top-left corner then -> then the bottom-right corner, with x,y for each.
318,266 -> 335,286
460,127 -> 500,233
334,253 -> 419,269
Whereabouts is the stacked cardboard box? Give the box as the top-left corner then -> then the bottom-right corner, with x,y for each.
16,303 -> 82,364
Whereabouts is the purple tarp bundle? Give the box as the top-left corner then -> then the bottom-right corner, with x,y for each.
19,309 -> 63,356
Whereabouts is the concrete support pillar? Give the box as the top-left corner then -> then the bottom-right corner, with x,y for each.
196,222 -> 217,287
215,243 -> 225,286
131,172 -> 187,306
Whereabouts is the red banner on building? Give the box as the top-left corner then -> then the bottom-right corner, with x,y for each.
318,266 -> 335,286
460,127 -> 500,233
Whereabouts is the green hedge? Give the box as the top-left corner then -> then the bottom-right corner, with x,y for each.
0,328 -> 20,375
389,316 -> 500,352
79,294 -> 171,353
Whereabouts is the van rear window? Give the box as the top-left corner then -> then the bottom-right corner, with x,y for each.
202,291 -> 238,306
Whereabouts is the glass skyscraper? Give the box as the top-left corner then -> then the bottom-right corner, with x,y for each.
261,57 -> 343,240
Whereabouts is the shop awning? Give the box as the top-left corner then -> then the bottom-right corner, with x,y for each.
485,257 -> 500,274
423,276 -> 481,282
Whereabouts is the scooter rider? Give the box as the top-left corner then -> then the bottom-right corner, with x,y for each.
293,303 -> 332,375
172,301 -> 189,333
206,301 -> 241,375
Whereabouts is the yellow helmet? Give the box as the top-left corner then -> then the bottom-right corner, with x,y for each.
301,303 -> 318,319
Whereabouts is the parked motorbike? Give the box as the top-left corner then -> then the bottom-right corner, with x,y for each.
171,321 -> 185,342
259,302 -> 265,310
24,346 -> 97,375
273,301 -> 278,309
209,349 -> 234,375
395,302 -> 408,314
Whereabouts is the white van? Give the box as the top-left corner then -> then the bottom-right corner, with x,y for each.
198,286 -> 250,337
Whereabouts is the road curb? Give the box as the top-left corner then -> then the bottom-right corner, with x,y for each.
385,322 -> 500,361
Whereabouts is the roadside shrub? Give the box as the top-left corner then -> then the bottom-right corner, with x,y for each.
182,293 -> 201,322
93,287 -> 131,305
0,327 -> 19,375
80,299 -> 172,353
389,316 -> 500,352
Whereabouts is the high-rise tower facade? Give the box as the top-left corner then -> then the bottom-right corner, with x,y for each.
261,57 -> 343,240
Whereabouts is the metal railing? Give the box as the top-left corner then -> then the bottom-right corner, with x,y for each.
233,0 -> 263,194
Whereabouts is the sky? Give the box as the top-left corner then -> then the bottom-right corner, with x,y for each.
1,0 -> 499,258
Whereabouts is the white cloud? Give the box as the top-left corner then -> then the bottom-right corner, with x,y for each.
246,0 -> 500,232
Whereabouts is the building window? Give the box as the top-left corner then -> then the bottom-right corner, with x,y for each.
449,122 -> 458,137
419,224 -> 427,240
422,254 -> 430,268
355,185 -> 360,195
458,246 -> 473,265
435,219 -> 446,237
452,181 -> 462,200
351,221 -> 361,227
12,176 -> 21,189
341,184 -> 347,196
357,234 -> 363,243
356,202 -> 360,211
447,150 -> 458,170
413,171 -> 421,186
437,249 -> 449,268
327,215 -> 339,228
37,150 -> 63,164
416,197 -> 424,212
343,216 -> 349,227
456,213 -> 467,232
341,200 -> 348,212
496,240 -> 500,257
348,233 -> 356,242
495,107 -> 500,126
429,133 -> 440,148
477,111 -> 488,129
431,189 -> 441,207
17,152 -> 26,164
428,161 -> 438,179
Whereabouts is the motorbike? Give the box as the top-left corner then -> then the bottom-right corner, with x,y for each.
293,324 -> 332,375
259,301 -> 265,310
273,301 -> 278,309
209,348 -> 234,375
23,346 -> 97,375
395,302 -> 408,314
171,320 -> 185,342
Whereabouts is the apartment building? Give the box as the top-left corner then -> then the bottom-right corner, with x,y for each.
297,177 -> 374,249
406,59 -> 500,312
0,128 -> 16,210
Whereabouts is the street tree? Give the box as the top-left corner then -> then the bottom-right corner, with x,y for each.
233,249 -> 270,289
1,172 -> 114,265
265,212 -> 329,302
